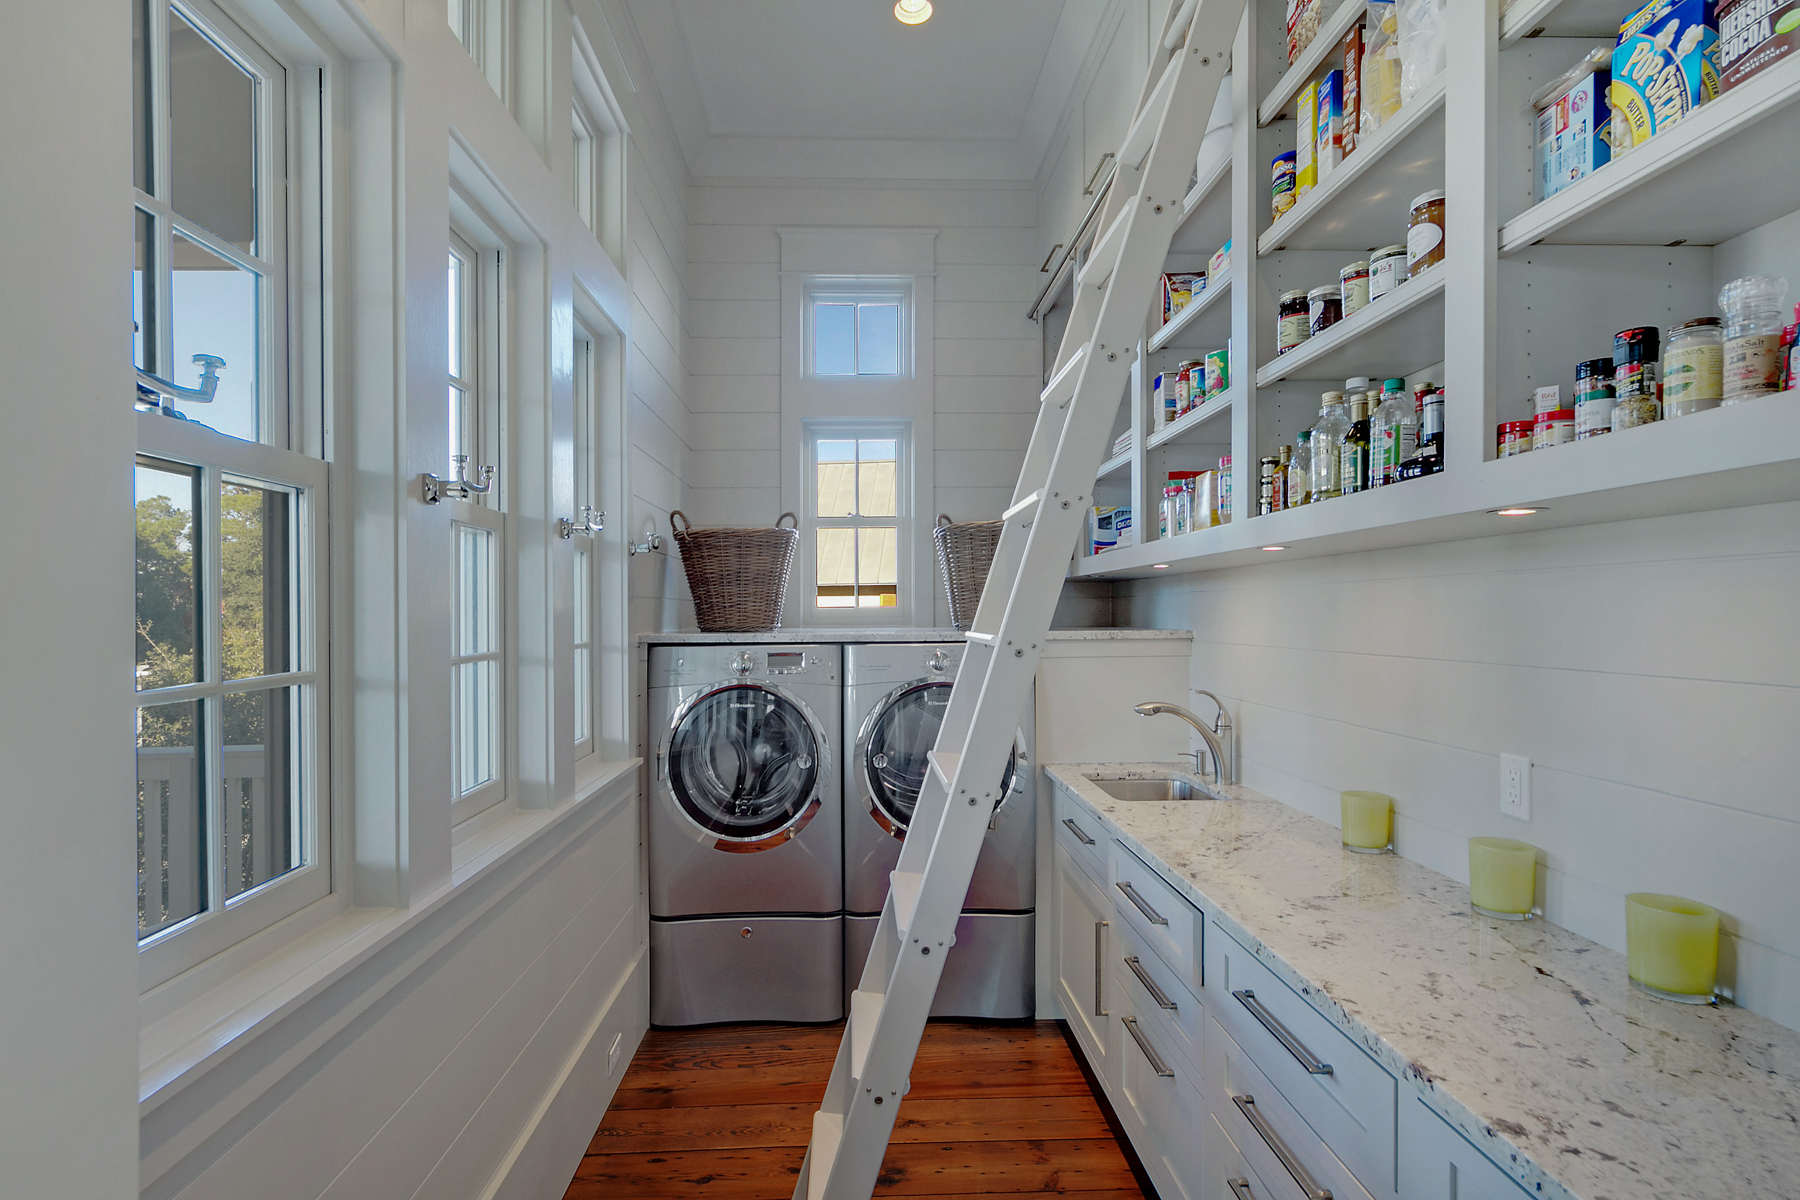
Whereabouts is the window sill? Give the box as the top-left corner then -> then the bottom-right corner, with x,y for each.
138,758 -> 640,1117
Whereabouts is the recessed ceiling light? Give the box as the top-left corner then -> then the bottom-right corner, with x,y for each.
1492,507 -> 1542,516
1152,563 -> 1169,569
894,0 -> 932,24
1260,545 -> 1286,552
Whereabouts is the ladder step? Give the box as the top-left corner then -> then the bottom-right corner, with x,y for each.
928,749 -> 960,788
806,1111 -> 843,1200
1120,53 -> 1181,169
850,989 -> 882,1080
1002,489 -> 1042,523
1040,342 -> 1089,408
1077,205 -> 1129,288
890,869 -> 923,931
964,631 -> 995,644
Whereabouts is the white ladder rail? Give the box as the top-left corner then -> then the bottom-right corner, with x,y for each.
793,2 -> 1241,1195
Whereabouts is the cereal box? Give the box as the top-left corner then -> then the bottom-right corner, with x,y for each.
1535,60 -> 1611,200
1611,0 -> 1720,152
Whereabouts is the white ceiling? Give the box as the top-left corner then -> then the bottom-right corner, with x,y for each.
625,0 -> 1109,180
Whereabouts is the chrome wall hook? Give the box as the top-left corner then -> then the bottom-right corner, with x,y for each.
422,454 -> 496,504
628,521 -> 664,556
135,353 -> 225,416
558,505 -> 605,539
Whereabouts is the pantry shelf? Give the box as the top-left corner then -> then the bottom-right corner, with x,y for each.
1171,153 -> 1232,256
1257,73 -> 1446,256
1255,264 -> 1445,386
1097,449 -> 1133,480
1259,0 -> 1367,125
1148,388 -> 1236,449
1499,0 -> 1636,48
1150,274 -> 1231,353
1072,394 -> 1800,580
1500,57 -> 1800,252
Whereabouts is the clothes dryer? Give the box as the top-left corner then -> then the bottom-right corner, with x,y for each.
842,641 -> 1034,1018
647,643 -> 843,1025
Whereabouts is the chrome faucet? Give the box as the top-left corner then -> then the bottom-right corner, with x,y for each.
1134,700 -> 1234,785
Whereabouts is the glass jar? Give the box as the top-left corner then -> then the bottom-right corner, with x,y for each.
1160,486 -> 1179,539
1339,260 -> 1370,317
1612,326 -> 1661,430
1274,445 -> 1292,512
1407,189 -> 1446,275
1574,357 -> 1615,438
1369,245 -> 1407,302
1278,289 -> 1311,353
1663,318 -> 1723,417
1258,456 -> 1279,515
1290,431 -> 1312,507
1308,284 -> 1343,338
1310,392 -> 1349,499
1719,274 -> 1790,403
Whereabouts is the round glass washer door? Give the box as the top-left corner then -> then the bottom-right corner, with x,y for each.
859,680 -> 1018,837
664,682 -> 827,846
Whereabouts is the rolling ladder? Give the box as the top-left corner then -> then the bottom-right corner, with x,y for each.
792,1 -> 1245,1195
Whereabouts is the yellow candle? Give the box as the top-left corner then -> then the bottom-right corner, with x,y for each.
1340,791 -> 1392,853
1626,893 -> 1719,1003
1468,837 -> 1537,919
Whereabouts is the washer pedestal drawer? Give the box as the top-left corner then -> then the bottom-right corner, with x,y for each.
651,914 -> 844,1026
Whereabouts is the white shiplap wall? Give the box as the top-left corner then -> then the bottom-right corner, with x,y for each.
683,178 -> 1043,623
1118,500 -> 1800,1031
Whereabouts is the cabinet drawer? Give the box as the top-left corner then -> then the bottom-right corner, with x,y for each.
1109,839 -> 1203,993
1206,1015 -> 1375,1200
1206,929 -> 1396,1197
1398,1096 -> 1535,1200
1053,844 -> 1114,1074
1113,917 -> 1203,1074
1054,789 -> 1107,883
1113,978 -> 1205,1200
1203,1108 -> 1286,1200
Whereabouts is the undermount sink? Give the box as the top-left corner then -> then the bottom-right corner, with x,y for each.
1085,775 -> 1210,802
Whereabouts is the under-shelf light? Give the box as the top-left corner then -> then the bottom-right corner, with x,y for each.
894,0 -> 932,23
1491,507 -> 1542,516
1260,545 -> 1286,551
1152,563 -> 1170,569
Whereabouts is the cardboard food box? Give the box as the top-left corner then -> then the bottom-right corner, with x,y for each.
1090,506 -> 1132,554
1611,0 -> 1720,151
1535,61 -> 1611,200
1296,82 -> 1320,197
1717,0 -> 1800,92
1316,70 -> 1344,183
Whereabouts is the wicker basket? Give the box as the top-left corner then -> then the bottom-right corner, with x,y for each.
671,510 -> 800,632
933,513 -> 1003,631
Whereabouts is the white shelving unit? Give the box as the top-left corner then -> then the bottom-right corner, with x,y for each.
1068,0 -> 1800,583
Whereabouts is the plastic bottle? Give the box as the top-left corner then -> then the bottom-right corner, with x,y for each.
1369,377 -> 1417,486
1719,274 -> 1790,403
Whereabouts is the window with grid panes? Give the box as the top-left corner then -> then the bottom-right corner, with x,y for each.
809,291 -> 904,377
571,329 -> 597,758
131,0 -> 328,957
810,432 -> 904,609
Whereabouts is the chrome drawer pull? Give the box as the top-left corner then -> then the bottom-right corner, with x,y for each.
1116,880 -> 1169,925
1124,955 -> 1178,1010
1122,1016 -> 1174,1077
1062,816 -> 1096,845
1094,921 -> 1108,1016
1232,1094 -> 1331,1200
1227,1178 -> 1255,1200
1233,989 -> 1333,1075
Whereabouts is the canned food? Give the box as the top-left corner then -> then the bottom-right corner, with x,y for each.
1532,409 -> 1575,449
1369,245 -> 1407,302
1497,420 -> 1534,457
1272,152 -> 1298,218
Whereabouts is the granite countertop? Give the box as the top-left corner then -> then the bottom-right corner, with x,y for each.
637,627 -> 1193,645
1045,762 -> 1800,1200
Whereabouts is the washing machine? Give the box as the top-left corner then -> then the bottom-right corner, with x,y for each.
648,643 -> 843,1026
843,641 -> 1035,1018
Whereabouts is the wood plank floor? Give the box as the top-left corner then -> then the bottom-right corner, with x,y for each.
564,1021 -> 1152,1199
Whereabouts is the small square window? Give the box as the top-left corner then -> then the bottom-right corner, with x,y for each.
811,296 -> 903,377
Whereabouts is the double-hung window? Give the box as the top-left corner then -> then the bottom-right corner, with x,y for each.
570,328 -> 597,759
448,230 -> 508,821
132,0 -> 328,973
809,429 -> 905,609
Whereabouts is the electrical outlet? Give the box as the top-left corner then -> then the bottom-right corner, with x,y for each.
1500,753 -> 1531,821
607,1031 -> 624,1077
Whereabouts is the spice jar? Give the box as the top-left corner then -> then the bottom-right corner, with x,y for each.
1663,318 -> 1723,417
1574,357 -> 1614,438
1612,326 -> 1661,430
1497,420 -> 1534,457
1369,245 -> 1407,302
1278,289 -> 1311,353
1719,274 -> 1790,403
1259,456 -> 1279,515
1533,409 -> 1575,449
1407,189 -> 1446,275
1308,284 -> 1343,337
1340,260 -> 1370,317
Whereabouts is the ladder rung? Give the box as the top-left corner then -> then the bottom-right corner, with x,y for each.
890,869 -> 923,931
1120,53 -> 1181,169
806,1111 -> 843,1200
928,750 -> 960,788
849,989 -> 882,1080
1002,489 -> 1042,523
1040,342 -> 1089,407
964,631 -> 995,644
1077,205 -> 1129,288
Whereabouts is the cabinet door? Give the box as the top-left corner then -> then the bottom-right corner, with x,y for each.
1398,1096 -> 1534,1200
1055,843 -> 1112,1073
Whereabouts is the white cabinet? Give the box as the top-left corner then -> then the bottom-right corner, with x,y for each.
1398,1096 -> 1534,1200
1054,842 -> 1114,1074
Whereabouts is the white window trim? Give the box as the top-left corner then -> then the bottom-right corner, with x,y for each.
451,0 -> 510,105
804,285 -> 911,379
572,19 -> 628,268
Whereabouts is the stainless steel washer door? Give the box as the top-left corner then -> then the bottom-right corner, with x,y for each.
856,680 -> 1018,838
664,682 -> 829,849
